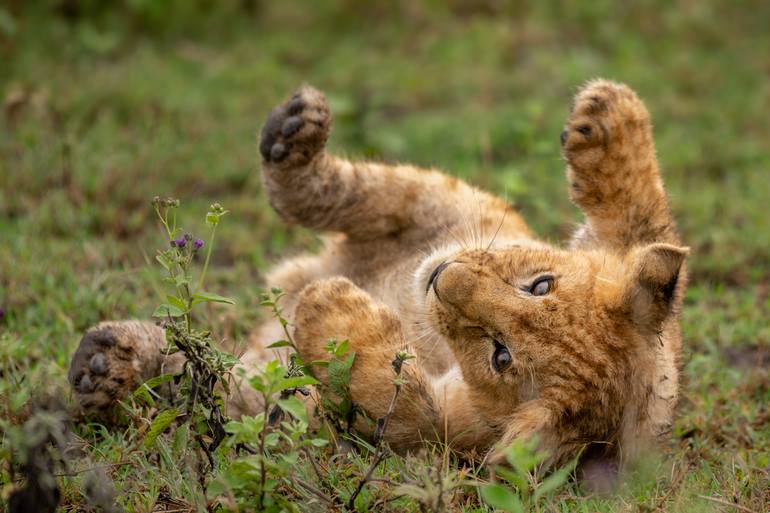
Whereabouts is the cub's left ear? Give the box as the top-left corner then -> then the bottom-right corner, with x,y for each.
625,243 -> 689,333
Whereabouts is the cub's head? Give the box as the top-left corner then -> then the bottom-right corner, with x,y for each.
415,241 -> 687,424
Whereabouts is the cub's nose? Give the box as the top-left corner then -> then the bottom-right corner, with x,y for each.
560,129 -> 568,145
427,261 -> 451,294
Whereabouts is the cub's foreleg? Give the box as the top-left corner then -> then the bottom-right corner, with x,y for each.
260,86 -> 525,241
293,277 -> 439,449
561,80 -> 680,250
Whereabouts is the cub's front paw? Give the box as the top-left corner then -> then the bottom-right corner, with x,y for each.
293,278 -> 406,408
561,79 -> 652,175
259,85 -> 332,169
68,321 -> 165,415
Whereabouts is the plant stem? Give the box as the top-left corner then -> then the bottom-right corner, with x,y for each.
257,392 -> 270,510
347,352 -> 406,510
197,223 -> 217,291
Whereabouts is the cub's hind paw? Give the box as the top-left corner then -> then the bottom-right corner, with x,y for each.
68,321 -> 166,415
259,85 -> 332,169
561,79 -> 652,174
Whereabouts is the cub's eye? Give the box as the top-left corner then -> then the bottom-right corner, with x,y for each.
577,125 -> 592,136
492,340 -> 512,373
529,276 -> 553,296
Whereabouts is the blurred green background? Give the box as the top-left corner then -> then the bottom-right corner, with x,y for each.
0,1 -> 768,510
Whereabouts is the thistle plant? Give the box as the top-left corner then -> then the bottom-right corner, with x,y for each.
147,197 -> 239,469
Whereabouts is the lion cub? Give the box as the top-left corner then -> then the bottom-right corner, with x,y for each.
68,80 -> 687,468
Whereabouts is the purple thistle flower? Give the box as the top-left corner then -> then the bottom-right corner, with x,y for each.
193,239 -> 204,250
0,307 -> 5,319
175,237 -> 187,249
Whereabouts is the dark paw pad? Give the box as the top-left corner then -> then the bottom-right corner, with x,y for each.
281,116 -> 304,137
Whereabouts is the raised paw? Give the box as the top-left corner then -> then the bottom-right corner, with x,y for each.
68,321 -> 167,415
259,85 -> 332,169
561,79 -> 653,175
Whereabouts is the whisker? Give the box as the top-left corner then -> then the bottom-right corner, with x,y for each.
486,207 -> 507,251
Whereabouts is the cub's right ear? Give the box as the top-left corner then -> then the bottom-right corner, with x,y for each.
624,243 -> 689,334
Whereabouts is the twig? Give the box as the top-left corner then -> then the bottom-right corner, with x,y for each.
293,477 -> 338,507
696,495 -> 757,513
346,351 -> 409,510
348,449 -> 389,510
298,443 -> 343,506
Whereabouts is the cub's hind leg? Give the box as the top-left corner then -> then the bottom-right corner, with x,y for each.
68,320 -> 184,416
561,79 -> 680,249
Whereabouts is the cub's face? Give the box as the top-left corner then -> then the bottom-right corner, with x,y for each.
414,241 -> 686,416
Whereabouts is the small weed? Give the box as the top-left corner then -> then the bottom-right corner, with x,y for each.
145,198 -> 239,476
480,438 -> 575,513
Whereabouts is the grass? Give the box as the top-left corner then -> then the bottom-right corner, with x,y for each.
1,0 -> 769,511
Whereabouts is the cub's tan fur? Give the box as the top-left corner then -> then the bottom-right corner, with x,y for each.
69,80 -> 687,467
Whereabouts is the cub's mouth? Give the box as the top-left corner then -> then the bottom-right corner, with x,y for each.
426,261 -> 450,294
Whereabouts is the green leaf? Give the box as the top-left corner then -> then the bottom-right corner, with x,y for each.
152,303 -> 185,318
266,340 -> 292,349
277,395 -> 308,424
334,339 -> 349,358
494,466 -> 527,492
132,385 -> 154,405
167,295 -> 188,313
533,461 -> 574,502
480,483 -> 524,513
144,373 -> 176,389
144,408 -> 179,448
156,252 -> 172,270
172,422 -> 189,454
133,373 -> 176,404
328,352 -> 355,397
278,375 -> 320,390
218,351 -> 241,371
192,291 -> 236,305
